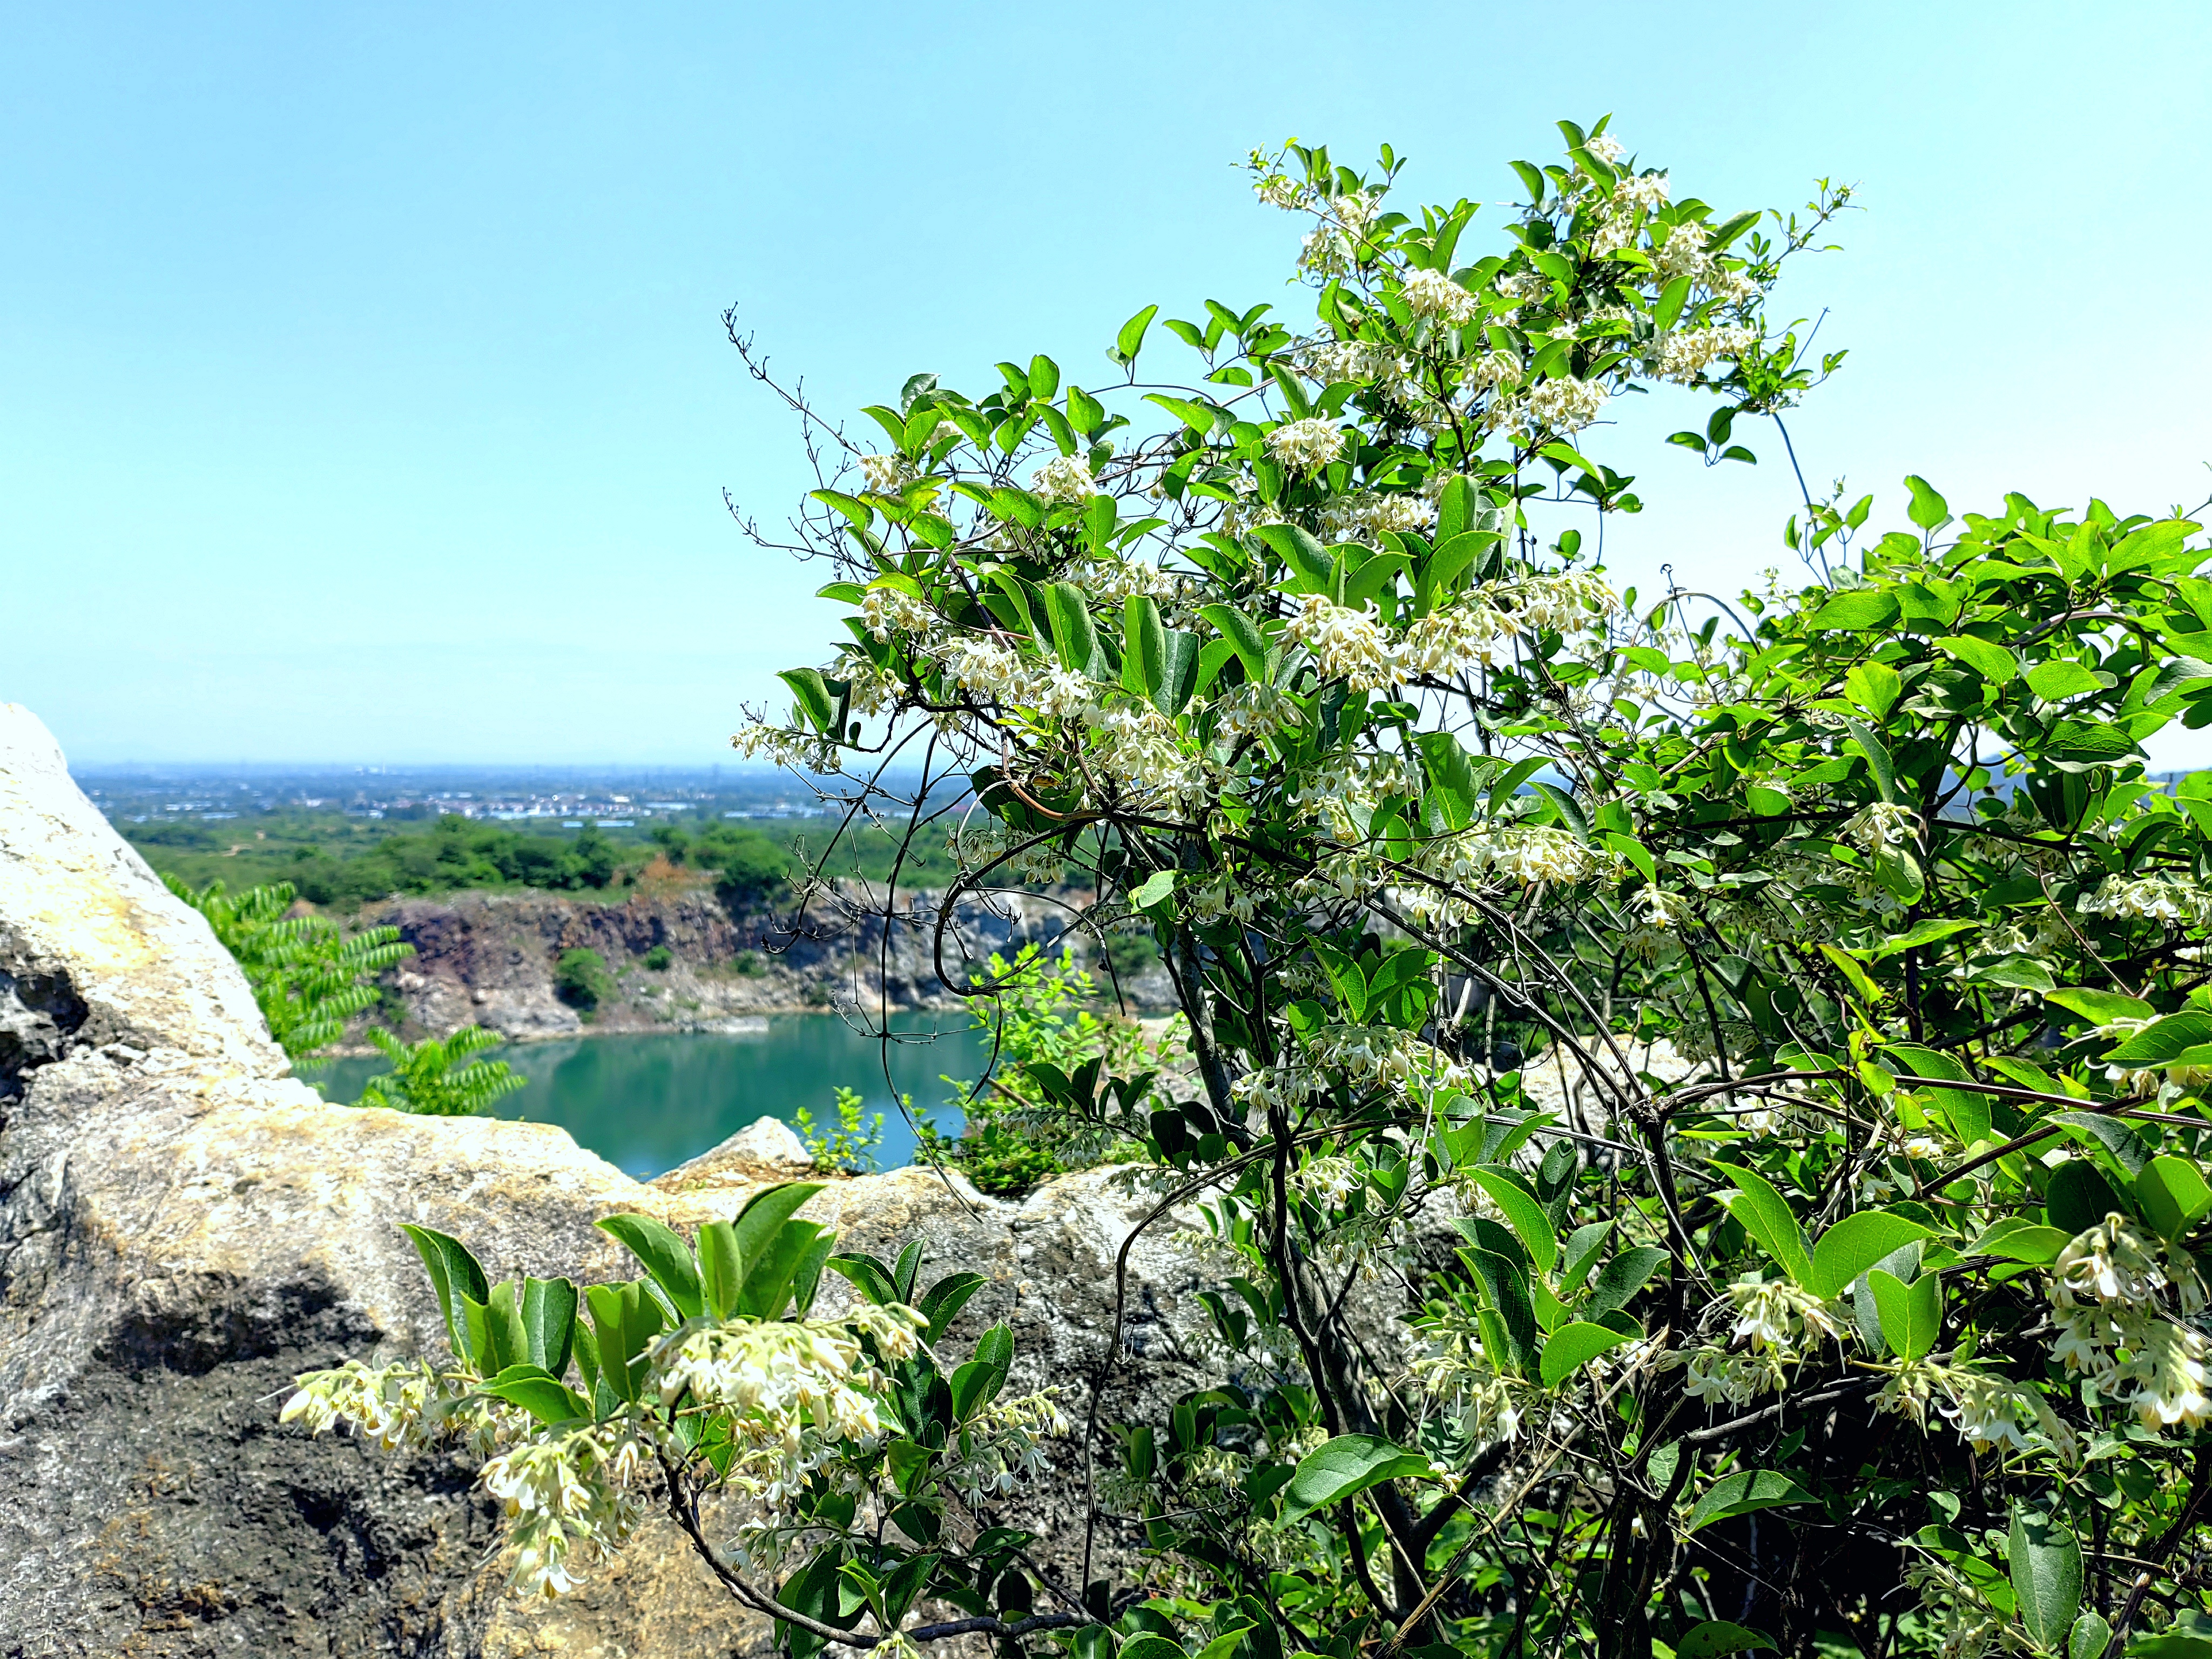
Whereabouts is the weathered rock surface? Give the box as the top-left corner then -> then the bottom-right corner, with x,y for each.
0,706 -> 1220,1658
363,880 -> 1173,1046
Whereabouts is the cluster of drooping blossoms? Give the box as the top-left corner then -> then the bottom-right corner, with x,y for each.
1249,127 -> 1773,451
1407,1304 -> 1539,1446
942,1388 -> 1071,1506
480,1418 -> 656,1597
284,1301 -> 930,1601
656,1302 -> 929,1475
2079,871 -> 2212,928
1676,1274 -> 1849,1407
1231,1024 -> 1469,1117
2046,1211 -> 2212,1431
1291,571 -> 1616,690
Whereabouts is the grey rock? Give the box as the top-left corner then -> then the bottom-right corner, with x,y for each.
0,705 -> 1222,1658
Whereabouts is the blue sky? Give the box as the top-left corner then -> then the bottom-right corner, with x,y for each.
8,1 -> 2210,765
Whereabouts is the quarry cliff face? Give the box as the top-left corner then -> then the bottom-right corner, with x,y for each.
360,881 -> 1156,1043
0,704 -> 1219,1658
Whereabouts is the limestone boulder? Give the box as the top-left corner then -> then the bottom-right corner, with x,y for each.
0,706 -> 1218,1658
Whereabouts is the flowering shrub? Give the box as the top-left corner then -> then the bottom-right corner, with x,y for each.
285,1182 -> 1082,1648
300,119 -> 2212,1654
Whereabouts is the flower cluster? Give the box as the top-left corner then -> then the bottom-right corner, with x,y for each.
651,1303 -> 928,1473
945,1388 -> 1070,1505
2046,1211 -> 2212,1431
1398,266 -> 1480,326
1030,454 -> 1097,502
862,585 -> 936,643
1844,801 -> 1919,856
1266,417 -> 1347,471
1676,1274 -> 1847,1406
1525,375 -> 1609,433
480,1418 -> 653,1597
2079,873 -> 2209,927
280,1357 -> 452,1451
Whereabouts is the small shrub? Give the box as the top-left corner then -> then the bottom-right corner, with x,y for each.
553,947 -> 613,1016
794,1085 -> 886,1174
355,1026 -> 524,1116
641,944 -> 673,972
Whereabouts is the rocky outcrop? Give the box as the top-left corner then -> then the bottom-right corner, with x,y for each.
0,706 -> 1221,1658
364,882 -> 1172,1044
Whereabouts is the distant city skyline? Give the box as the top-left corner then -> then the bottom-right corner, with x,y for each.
9,1 -> 2211,765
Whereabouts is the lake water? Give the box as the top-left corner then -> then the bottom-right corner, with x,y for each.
313,1011 -> 993,1177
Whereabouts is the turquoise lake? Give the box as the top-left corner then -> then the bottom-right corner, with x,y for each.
314,1012 -> 993,1177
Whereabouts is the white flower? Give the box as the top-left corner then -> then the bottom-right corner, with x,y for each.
1399,266 -> 1480,326
1843,801 -> 1918,857
1525,376 -> 1609,433
1266,417 -> 1347,472
861,585 -> 936,643
1286,596 -> 1395,692
858,454 -> 912,492
1615,170 -> 1669,214
1029,454 -> 1097,502
1584,132 -> 1624,165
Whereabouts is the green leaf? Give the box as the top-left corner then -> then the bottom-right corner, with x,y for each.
2123,1634 -> 2212,1659
1810,1211 -> 1938,1299
1131,869 -> 1177,911
699,1219 -> 744,1320
1118,1641 -> 1188,1659
1539,1320 -> 1633,1388
1843,715 -> 1900,804
2026,659 -> 2105,703
399,1223 -> 490,1359
1463,1247 -> 1540,1375
479,1364 -> 589,1427
1845,661 -> 1902,719
2069,1613 -> 2113,1659
1685,1469 -> 1813,1534
583,1280 -> 663,1404
1466,1166 -> 1559,1274
1199,603 -> 1270,680
1869,1268 -> 1941,1361
826,1252 -> 899,1307
1123,595 -> 1168,698
949,1323 -> 1015,1420
1045,582 -> 1099,674
1936,633 -> 2019,684
1869,918 -> 1981,960
1807,590 -> 1900,631
1968,1219 -> 2074,1264
810,489 -> 874,530
1710,1163 -> 1813,1285
1904,474 -> 1952,532
737,1218 -> 828,1318
1155,628 -> 1201,716
2104,1011 -> 2212,1067
518,1277 -> 577,1377
2135,1154 -> 2212,1240
1885,1044 -> 1991,1147
779,667 -> 838,734
1584,1246 -> 1668,1319
1114,304 -> 1158,366
596,1213 -> 704,1321
1282,1434 -> 1433,1519
1677,1623 -> 1778,1659
2008,1508 -> 2083,1653
2045,987 -> 2156,1028
2046,1159 -> 2126,1236
916,1271 -> 986,1344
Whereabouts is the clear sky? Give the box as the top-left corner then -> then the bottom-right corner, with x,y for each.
8,1 -> 2210,766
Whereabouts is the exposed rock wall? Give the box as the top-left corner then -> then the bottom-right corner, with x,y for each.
0,706 -> 1219,1658
363,882 -> 1167,1044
